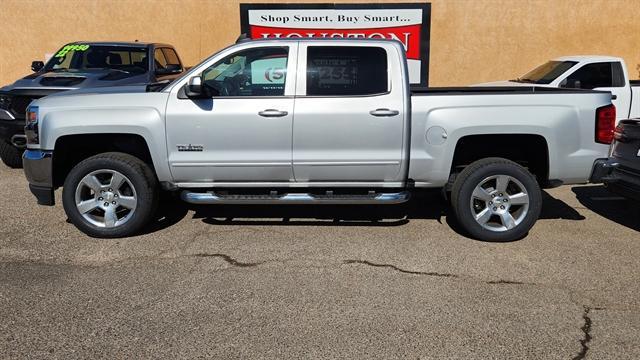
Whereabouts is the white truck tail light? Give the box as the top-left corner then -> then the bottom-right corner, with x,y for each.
595,104 -> 616,144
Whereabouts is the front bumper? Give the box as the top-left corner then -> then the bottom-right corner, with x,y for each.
0,118 -> 25,144
590,158 -> 640,201
23,149 -> 54,205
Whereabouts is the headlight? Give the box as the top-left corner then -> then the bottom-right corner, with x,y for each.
0,94 -> 10,110
25,106 -> 39,144
26,106 -> 38,125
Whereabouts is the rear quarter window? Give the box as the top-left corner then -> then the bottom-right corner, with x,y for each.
612,62 -> 625,87
154,49 -> 168,69
306,46 -> 388,96
162,48 -> 181,66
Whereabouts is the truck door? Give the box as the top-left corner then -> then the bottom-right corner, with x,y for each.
292,44 -> 406,183
165,44 -> 297,183
562,62 -> 632,120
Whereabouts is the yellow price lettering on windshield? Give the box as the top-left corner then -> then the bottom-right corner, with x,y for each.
54,44 -> 90,58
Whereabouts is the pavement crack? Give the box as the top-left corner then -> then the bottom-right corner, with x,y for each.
343,259 -> 457,278
190,253 -> 263,267
486,279 -> 530,285
572,306 -> 593,360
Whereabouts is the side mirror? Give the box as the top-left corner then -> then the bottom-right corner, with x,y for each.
156,64 -> 182,76
31,61 -> 44,72
185,76 -> 203,98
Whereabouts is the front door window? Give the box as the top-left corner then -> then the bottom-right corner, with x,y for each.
202,47 -> 288,97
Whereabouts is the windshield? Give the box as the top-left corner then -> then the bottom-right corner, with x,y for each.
44,44 -> 149,76
515,61 -> 578,84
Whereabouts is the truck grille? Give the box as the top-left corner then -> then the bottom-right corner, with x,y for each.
10,95 -> 44,118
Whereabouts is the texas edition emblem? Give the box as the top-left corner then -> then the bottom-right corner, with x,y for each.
177,144 -> 204,152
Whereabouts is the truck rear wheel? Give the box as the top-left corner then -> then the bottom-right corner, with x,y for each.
62,152 -> 158,238
0,140 -> 23,168
450,157 -> 542,242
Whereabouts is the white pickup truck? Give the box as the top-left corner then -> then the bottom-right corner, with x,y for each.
477,55 -> 640,121
22,38 -> 616,241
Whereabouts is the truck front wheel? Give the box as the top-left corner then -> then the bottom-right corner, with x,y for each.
62,152 -> 159,238
0,140 -> 23,168
450,158 -> 542,242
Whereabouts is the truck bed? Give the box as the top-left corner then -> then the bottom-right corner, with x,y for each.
408,87 -> 613,187
410,86 -> 608,96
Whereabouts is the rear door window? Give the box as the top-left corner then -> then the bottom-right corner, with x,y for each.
306,46 -> 388,96
564,62 -> 624,89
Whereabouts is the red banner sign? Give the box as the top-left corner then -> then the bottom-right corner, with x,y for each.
249,24 -> 422,60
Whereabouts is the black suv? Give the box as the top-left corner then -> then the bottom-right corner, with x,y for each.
591,119 -> 640,200
0,41 -> 185,168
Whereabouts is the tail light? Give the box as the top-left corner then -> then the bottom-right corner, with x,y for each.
595,104 -> 616,144
613,123 -> 625,142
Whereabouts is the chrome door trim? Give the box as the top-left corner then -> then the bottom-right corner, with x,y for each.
369,108 -> 400,117
294,161 -> 400,166
171,162 -> 291,167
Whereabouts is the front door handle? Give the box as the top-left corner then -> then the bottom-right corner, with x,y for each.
370,108 -> 400,117
258,109 -> 288,117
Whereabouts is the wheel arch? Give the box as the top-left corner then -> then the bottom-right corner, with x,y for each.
449,133 -> 551,187
52,133 -> 157,188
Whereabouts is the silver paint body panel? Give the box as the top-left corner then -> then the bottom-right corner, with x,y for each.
291,42 -> 409,182
165,42 -> 299,182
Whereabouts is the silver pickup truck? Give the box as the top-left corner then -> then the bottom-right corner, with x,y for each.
22,38 -> 616,241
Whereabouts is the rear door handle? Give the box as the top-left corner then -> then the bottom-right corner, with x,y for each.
258,109 -> 288,117
369,108 -> 400,117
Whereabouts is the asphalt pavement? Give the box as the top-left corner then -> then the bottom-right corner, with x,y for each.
1,163 -> 639,359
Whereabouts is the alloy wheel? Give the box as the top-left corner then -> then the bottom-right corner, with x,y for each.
74,169 -> 137,228
469,174 -> 530,232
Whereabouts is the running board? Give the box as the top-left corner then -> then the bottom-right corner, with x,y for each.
180,191 -> 410,205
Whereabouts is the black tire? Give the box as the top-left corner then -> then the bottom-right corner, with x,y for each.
450,157 -> 542,242
62,152 -> 159,238
0,140 -> 23,168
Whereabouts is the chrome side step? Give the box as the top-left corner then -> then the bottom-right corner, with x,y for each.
180,191 -> 410,205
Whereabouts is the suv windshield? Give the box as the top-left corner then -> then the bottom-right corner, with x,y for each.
44,44 -> 149,76
514,61 -> 577,84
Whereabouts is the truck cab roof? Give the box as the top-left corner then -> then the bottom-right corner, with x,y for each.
69,41 -> 174,48
552,55 -> 624,63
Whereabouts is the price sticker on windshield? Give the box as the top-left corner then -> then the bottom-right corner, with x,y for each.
54,44 -> 90,58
